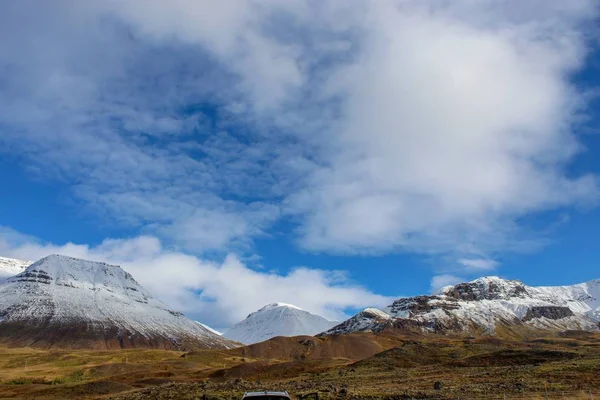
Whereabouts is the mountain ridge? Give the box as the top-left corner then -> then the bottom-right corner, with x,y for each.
0,256 -> 31,283
323,276 -> 600,337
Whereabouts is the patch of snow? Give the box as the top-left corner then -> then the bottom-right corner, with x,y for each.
257,302 -> 304,312
0,256 -> 32,283
196,322 -> 223,336
362,307 -> 392,320
325,307 -> 392,335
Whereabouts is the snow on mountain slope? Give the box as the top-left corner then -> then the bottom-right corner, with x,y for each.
0,254 -> 238,350
325,308 -> 392,336
225,303 -> 337,344
196,322 -> 223,336
530,279 -> 600,322
324,276 -> 600,336
0,256 -> 31,283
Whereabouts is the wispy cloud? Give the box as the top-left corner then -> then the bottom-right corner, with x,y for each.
0,0 -> 598,265
0,1 -> 289,253
458,258 -> 499,272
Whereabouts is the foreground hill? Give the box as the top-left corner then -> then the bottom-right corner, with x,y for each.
0,254 -> 238,350
324,276 -> 600,337
222,331 -> 410,362
225,303 -> 337,344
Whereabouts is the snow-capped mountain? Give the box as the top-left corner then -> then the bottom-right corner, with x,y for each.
0,256 -> 31,283
324,276 -> 600,336
0,254 -> 238,350
225,303 -> 337,344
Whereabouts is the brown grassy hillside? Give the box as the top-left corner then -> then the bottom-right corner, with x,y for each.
0,331 -> 599,400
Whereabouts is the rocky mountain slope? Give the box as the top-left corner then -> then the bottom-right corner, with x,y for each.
0,254 -> 238,350
324,276 -> 600,337
0,256 -> 31,283
225,303 -> 337,344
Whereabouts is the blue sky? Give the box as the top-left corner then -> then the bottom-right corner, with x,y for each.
1,0 -> 600,329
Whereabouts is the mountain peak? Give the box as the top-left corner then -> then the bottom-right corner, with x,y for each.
0,254 -> 237,350
258,302 -> 304,312
468,276 -> 524,285
27,254 -> 123,274
226,303 -> 336,344
470,275 -> 504,282
362,307 -> 391,320
12,253 -> 145,299
440,275 -> 528,301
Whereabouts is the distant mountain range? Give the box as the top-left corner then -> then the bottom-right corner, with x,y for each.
0,256 -> 31,283
0,254 -> 237,350
224,303 -> 337,344
1,254 -> 599,350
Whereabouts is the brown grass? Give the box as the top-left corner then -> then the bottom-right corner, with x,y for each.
0,331 -> 599,400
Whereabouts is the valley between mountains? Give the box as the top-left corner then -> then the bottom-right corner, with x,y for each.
1,254 -> 599,399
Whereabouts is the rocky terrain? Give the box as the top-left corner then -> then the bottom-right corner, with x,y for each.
324,277 -> 600,337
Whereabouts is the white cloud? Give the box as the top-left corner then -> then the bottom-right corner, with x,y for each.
0,0 -> 598,264
0,228 -> 393,328
105,0 -> 312,111
288,0 -> 599,257
458,258 -> 499,272
430,274 -> 464,293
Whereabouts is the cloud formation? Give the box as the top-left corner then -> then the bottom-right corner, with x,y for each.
287,1 -> 599,258
458,258 -> 499,272
0,228 -> 392,328
0,0 -> 598,270
430,274 -> 465,293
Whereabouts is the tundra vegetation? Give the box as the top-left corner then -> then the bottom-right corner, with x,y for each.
1,331 -> 599,400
